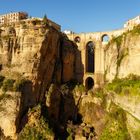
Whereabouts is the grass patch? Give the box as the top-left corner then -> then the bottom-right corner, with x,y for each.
99,103 -> 130,140
2,79 -> 15,92
105,74 -> 140,96
18,105 -> 54,140
129,25 -> 140,36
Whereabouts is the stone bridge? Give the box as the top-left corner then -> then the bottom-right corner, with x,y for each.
67,28 -> 127,89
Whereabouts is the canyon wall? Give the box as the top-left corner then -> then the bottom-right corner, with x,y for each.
0,21 -> 78,139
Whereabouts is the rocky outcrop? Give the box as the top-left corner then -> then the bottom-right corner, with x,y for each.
105,31 -> 140,81
111,93 -> 140,121
18,105 -> 54,140
79,94 -> 106,136
62,39 -> 76,82
0,22 -> 77,104
0,92 -> 21,139
0,21 -> 77,139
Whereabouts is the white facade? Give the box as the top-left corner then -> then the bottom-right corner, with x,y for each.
0,12 -> 28,25
124,16 -> 140,29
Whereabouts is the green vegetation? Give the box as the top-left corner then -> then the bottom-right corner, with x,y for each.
99,104 -> 130,140
14,78 -> 30,92
19,117 -> 53,140
129,25 -> 140,35
66,127 -> 74,140
108,24 -> 140,48
127,114 -> 140,140
107,25 -> 140,78
130,126 -> 140,140
116,48 -> 128,68
31,19 -> 41,25
42,14 -> 48,25
74,84 -> 86,94
0,94 -> 13,112
2,79 -> 15,92
0,75 -> 31,93
109,35 -> 123,47
105,74 -> 140,96
108,33 -> 128,78
18,105 -> 54,140
115,47 -> 128,78
0,75 -> 5,88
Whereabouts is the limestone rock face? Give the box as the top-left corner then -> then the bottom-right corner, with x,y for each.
0,23 -> 77,104
62,40 -> 76,82
105,34 -> 140,81
0,22 -> 77,139
79,96 -> 105,135
45,84 -> 61,121
18,105 -> 54,140
0,92 -> 21,139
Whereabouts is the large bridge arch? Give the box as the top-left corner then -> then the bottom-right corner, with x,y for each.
86,41 -> 95,73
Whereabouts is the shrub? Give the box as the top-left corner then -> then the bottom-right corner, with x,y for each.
2,79 -> 15,92
99,104 -> 130,140
14,79 -> 30,92
105,74 -> 140,96
42,14 -> 48,25
31,19 -> 41,25
18,105 -> 54,140
0,75 -> 5,88
130,25 -> 140,35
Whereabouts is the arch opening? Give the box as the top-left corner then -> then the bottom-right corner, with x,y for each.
102,34 -> 109,43
74,36 -> 81,43
86,41 -> 95,73
85,77 -> 94,90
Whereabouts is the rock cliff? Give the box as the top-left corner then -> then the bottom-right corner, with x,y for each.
0,21 -> 77,103
105,27 -> 140,81
0,20 -> 77,139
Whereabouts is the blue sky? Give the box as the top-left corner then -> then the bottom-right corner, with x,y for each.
0,0 -> 140,33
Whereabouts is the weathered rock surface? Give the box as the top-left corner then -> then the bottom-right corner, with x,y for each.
0,92 -> 21,139
105,34 -> 140,81
112,93 -> 140,121
0,22 -> 77,104
79,95 -> 106,135
0,21 -> 77,139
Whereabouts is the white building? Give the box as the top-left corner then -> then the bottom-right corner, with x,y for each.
124,16 -> 140,29
0,12 -> 28,25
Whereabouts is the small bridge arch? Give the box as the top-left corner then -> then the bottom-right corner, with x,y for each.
85,77 -> 94,90
101,34 -> 110,43
74,36 -> 81,43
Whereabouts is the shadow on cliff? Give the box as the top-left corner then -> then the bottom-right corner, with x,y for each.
41,34 -> 84,139
30,30 -> 84,104
16,31 -> 84,139
42,80 -> 83,140
16,80 -> 34,133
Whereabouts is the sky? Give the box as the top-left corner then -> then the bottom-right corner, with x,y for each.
0,0 -> 140,33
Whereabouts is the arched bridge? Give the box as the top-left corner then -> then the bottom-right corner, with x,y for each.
66,28 -> 127,89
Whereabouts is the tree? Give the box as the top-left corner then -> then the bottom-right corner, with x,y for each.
43,14 -> 48,25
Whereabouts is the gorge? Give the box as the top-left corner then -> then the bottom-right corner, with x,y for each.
0,15 -> 140,140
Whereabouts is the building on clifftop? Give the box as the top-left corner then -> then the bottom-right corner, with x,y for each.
124,15 -> 140,30
0,12 -> 61,31
0,12 -> 28,25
